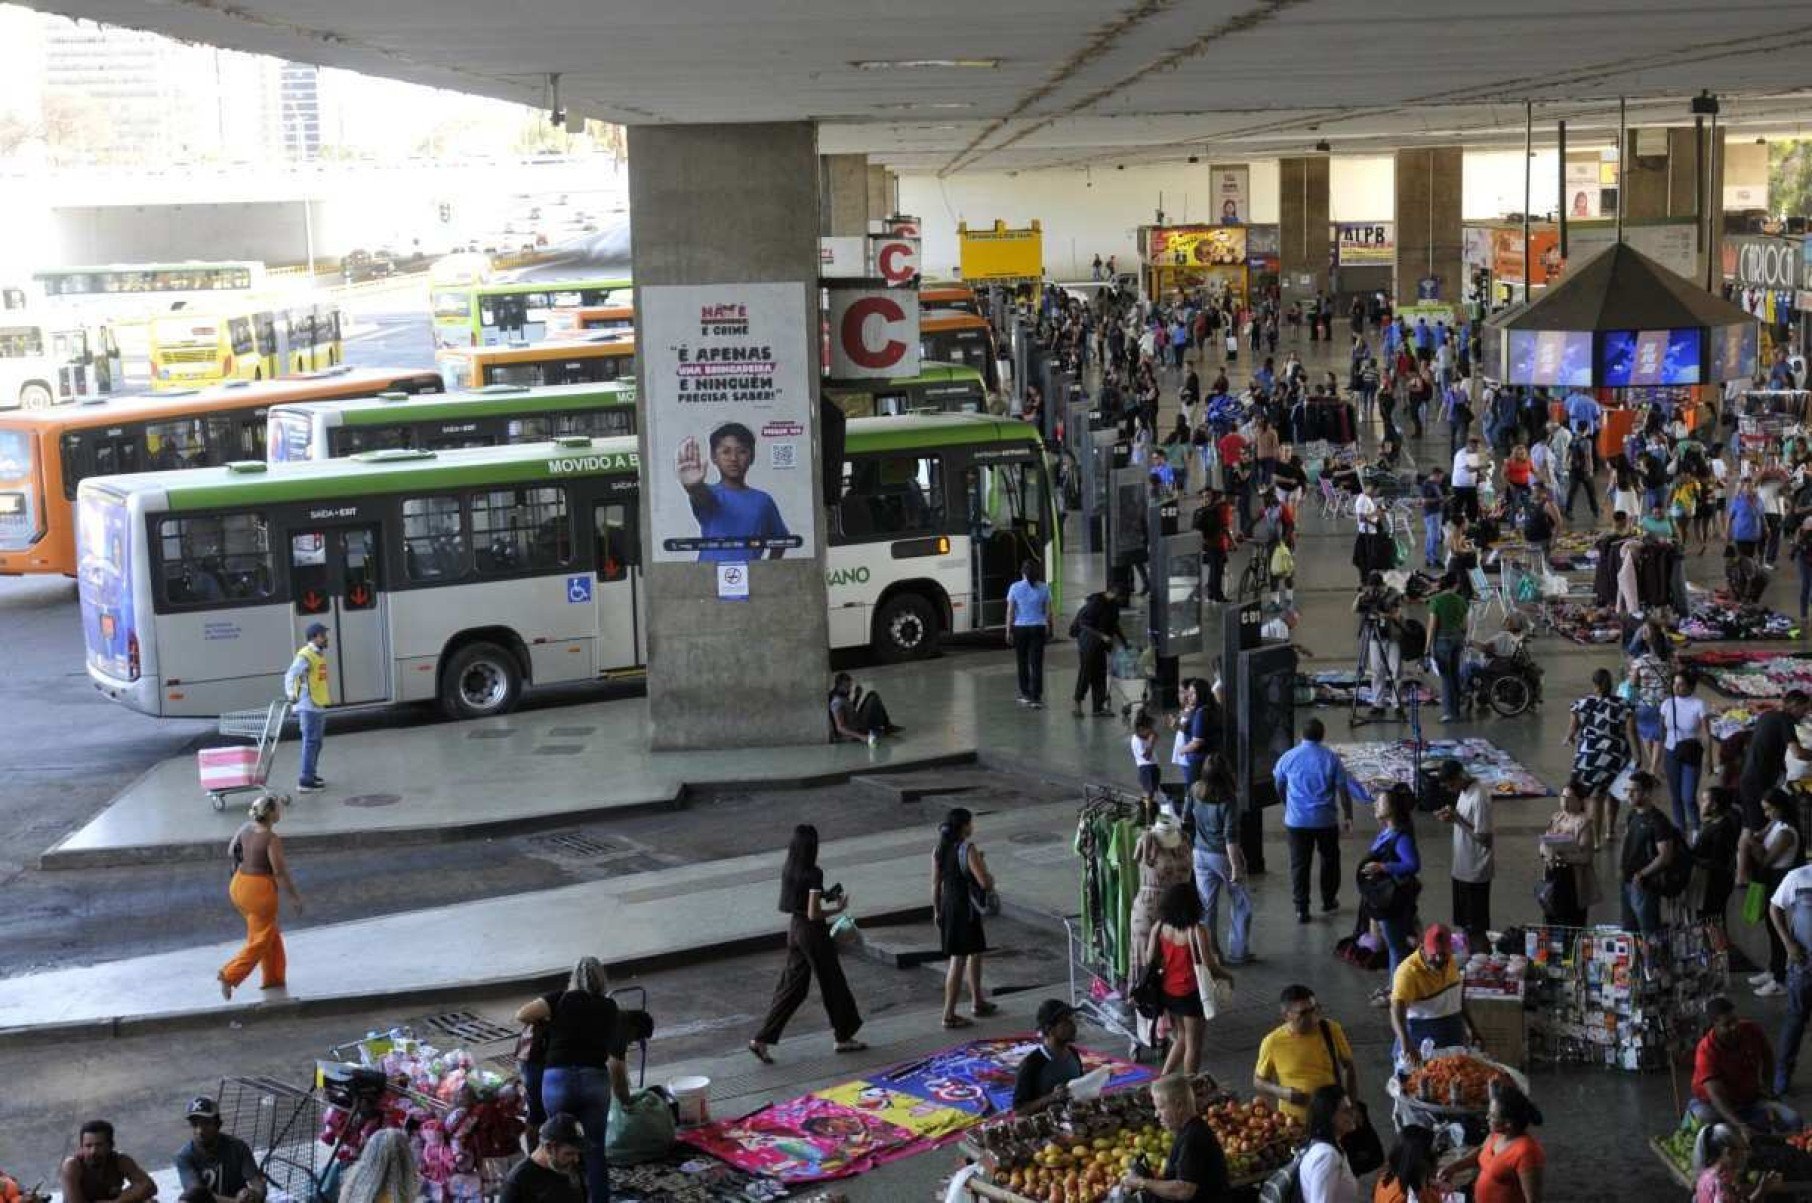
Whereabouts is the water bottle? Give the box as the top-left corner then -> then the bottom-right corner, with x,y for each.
1420,1037 -> 1437,1062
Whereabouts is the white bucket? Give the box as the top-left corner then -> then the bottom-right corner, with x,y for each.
669,1075 -> 711,1126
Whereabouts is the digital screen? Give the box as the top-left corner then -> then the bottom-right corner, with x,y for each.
1111,476 -> 1148,566
1506,329 -> 1592,386
1600,328 -> 1702,387
1709,322 -> 1760,382
1164,545 -> 1203,652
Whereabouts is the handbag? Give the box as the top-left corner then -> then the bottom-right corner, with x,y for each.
1743,880 -> 1769,925
1317,1021 -> 1384,1175
1131,958 -> 1166,1020
963,842 -> 1001,917
1190,927 -> 1229,1020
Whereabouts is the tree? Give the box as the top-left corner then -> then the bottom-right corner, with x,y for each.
1768,140 -> 1812,219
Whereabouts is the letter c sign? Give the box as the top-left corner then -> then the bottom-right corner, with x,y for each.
842,296 -> 906,370
826,283 -> 920,379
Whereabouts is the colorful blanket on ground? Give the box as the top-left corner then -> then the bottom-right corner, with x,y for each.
1548,602 -> 1624,645
611,1150 -> 789,1202
1299,671 -> 1436,708
1328,737 -> 1552,798
676,1039 -> 1152,1185
1680,600 -> 1800,643
1683,651 -> 1812,698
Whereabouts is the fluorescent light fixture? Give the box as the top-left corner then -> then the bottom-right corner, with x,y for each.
853,58 -> 999,70
875,101 -> 975,110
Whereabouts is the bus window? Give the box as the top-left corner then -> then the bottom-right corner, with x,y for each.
594,502 -> 637,581
842,455 -> 944,537
236,417 -> 268,461
255,313 -> 278,358
472,486 -> 569,574
334,427 -> 412,455
555,409 -> 633,438
403,496 -> 468,582
508,416 -> 550,442
145,418 -> 211,470
86,429 -> 144,478
228,318 -> 255,358
0,326 -> 44,357
489,364 -> 544,388
157,512 -> 273,605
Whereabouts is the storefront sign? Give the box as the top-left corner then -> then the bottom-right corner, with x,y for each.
642,282 -> 815,566
1563,161 -> 1601,218
1491,228 -> 1563,286
1147,225 -> 1247,267
1210,164 -> 1249,225
1725,182 -> 1768,211
868,235 -> 920,286
958,220 -> 1043,282
1462,227 -> 1493,271
1245,225 -> 1279,272
824,281 -> 919,379
1725,235 -> 1800,290
1334,222 -> 1395,266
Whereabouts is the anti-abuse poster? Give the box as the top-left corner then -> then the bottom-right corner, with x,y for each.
642,282 -> 815,564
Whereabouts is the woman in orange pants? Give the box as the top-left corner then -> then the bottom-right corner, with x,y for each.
218,793 -> 303,998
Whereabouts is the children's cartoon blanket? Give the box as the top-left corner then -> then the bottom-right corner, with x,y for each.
1328,737 -> 1552,799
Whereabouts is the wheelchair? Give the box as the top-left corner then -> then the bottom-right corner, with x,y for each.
1461,643 -> 1544,718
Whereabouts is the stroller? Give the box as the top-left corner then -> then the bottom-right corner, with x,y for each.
1461,642 -> 1543,717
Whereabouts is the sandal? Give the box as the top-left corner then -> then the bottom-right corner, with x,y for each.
834,1040 -> 868,1053
972,1002 -> 1000,1018
747,1040 -> 774,1064
942,1015 -> 974,1030
217,975 -> 233,1001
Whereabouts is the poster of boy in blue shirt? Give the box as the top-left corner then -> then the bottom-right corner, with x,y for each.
675,422 -> 793,562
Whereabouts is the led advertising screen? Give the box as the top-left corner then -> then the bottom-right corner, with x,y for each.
1506,329 -> 1593,387
1709,322 -> 1760,382
1600,328 -> 1702,387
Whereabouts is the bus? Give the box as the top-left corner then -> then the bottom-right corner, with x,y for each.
546,305 -> 635,337
822,362 -> 987,418
0,367 -> 442,577
78,414 -> 1055,718
149,301 -> 343,391
0,315 -> 124,409
267,381 -> 638,462
921,313 -> 1003,400
33,262 -> 266,307
431,276 -> 632,348
920,283 -> 980,315
436,332 -> 635,391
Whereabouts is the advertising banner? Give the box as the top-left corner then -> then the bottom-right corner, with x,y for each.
1462,227 -> 1493,271
1725,235 -> 1800,290
642,282 -> 815,565
868,235 -> 920,286
958,221 -> 1043,282
1210,164 -> 1250,225
1492,228 -> 1562,286
1147,225 -> 1247,267
824,280 -> 919,380
1335,222 -> 1395,266
1245,224 -> 1280,272
1563,161 -> 1601,218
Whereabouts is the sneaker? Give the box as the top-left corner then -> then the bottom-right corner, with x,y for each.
1016,696 -> 1031,706
866,732 -> 878,748
1369,986 -> 1391,1009
1757,980 -> 1787,998
297,779 -> 325,793
1029,701 -> 1044,710
1750,970 -> 1778,987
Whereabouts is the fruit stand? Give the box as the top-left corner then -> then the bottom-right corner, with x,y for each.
958,1077 -> 1303,1201
1386,1050 -> 1527,1142
1651,1113 -> 1812,1197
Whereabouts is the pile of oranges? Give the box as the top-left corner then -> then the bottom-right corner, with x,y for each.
998,1125 -> 1167,1203
1201,1098 -> 1304,1179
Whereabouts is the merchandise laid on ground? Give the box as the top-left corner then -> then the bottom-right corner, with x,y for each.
1297,671 -> 1436,709
1687,650 -> 1812,697
1328,737 -> 1552,798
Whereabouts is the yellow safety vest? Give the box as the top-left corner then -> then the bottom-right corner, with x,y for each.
292,642 -> 331,708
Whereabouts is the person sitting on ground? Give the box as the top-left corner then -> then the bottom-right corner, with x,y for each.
828,671 -> 898,745
1694,1122 -> 1783,1203
62,1121 -> 156,1203
175,1099 -> 264,1203
499,1114 -> 588,1203
1690,995 -> 1804,1135
1013,999 -> 1086,1115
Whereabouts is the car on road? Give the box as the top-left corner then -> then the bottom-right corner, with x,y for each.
342,250 -> 394,284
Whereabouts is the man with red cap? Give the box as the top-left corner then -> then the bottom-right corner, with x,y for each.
1389,923 -> 1476,1067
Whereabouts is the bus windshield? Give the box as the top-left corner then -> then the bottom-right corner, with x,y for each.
268,410 -> 315,463
0,428 -> 36,550
77,491 -> 135,680
432,290 -> 471,319
0,325 -> 45,358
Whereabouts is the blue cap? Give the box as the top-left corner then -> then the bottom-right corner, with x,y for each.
305,623 -> 328,639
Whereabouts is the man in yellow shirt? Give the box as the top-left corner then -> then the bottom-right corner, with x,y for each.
1253,984 -> 1358,1121
1389,923 -> 1477,1066
284,623 -> 331,793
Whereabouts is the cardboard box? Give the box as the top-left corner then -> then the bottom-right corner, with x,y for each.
1465,994 -> 1527,1069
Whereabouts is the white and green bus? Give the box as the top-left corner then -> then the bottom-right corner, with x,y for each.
78,414 -> 1054,719
266,381 -> 639,463
821,362 -> 988,419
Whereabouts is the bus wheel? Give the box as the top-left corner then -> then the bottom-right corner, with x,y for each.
18,382 -> 53,409
873,592 -> 939,662
440,641 -> 522,720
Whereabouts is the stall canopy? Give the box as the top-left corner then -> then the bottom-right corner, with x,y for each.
1484,241 -> 1759,389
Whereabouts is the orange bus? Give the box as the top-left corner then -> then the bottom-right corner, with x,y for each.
920,313 -> 1002,399
546,305 -> 635,337
920,284 -> 980,315
0,366 -> 442,576
435,332 -> 637,391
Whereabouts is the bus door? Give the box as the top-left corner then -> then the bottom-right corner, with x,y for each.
53,327 -> 91,401
483,294 -> 536,345
592,498 -> 645,670
290,525 -> 389,704
967,456 -> 1042,629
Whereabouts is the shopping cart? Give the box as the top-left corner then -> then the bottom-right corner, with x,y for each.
198,700 -> 290,812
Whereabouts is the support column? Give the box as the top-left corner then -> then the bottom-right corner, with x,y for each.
1621,126 -> 1724,285
820,153 -> 869,236
1278,155 -> 1330,301
1622,129 -> 1672,222
1393,146 -> 1464,308
629,123 -> 830,749
866,164 -> 890,223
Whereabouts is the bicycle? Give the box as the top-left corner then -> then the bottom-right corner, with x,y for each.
1235,540 -> 1276,603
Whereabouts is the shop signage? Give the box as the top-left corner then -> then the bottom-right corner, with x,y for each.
1147,225 -> 1246,267
641,282 -> 815,566
1210,164 -> 1249,225
1462,227 -> 1493,271
1725,235 -> 1799,290
1491,228 -> 1562,286
958,220 -> 1043,282
1563,161 -> 1601,218
868,235 -> 919,286
1334,222 -> 1394,266
824,280 -> 919,379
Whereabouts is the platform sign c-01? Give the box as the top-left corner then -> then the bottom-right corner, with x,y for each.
1152,531 -> 1203,657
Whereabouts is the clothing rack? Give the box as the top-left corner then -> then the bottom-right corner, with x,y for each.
1068,785 -> 1159,1060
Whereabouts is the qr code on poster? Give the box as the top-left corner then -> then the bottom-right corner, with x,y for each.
770,442 -> 798,470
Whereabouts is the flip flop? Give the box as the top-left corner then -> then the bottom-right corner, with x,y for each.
972,1002 -> 1000,1018
747,1040 -> 774,1065
942,1016 -> 974,1030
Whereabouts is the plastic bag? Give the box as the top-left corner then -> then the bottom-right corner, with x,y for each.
1743,881 -> 1769,926
829,913 -> 861,946
605,1089 -> 675,1165
1109,645 -> 1140,680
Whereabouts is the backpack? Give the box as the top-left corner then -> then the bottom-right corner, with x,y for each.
1639,810 -> 1694,898
1258,1149 -> 1306,1203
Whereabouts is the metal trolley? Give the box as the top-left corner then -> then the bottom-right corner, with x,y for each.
199,700 -> 290,812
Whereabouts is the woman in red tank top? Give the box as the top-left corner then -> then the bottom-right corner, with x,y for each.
1141,881 -> 1233,1078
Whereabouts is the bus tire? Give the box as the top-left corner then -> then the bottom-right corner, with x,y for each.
19,381 -> 53,409
873,591 -> 940,662
439,641 -> 522,720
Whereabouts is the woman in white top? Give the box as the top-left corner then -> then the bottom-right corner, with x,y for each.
1661,669 -> 1713,838
1299,1083 -> 1361,1203
1742,790 -> 1802,997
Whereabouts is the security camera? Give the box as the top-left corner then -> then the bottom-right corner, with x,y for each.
550,108 -> 567,128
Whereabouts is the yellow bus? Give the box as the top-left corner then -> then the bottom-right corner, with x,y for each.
436,332 -> 637,391
149,301 -> 343,391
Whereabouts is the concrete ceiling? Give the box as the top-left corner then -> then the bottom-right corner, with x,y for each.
21,0 -> 1812,173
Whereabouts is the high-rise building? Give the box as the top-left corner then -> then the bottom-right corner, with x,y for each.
279,62 -> 320,161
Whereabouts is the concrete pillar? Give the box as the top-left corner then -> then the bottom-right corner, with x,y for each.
1622,129 -> 1672,222
1621,126 -> 1724,285
820,153 -> 869,237
866,164 -> 890,223
885,171 -> 900,218
1277,156 -> 1331,300
1393,146 -> 1464,308
629,122 -> 831,749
